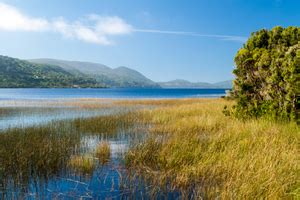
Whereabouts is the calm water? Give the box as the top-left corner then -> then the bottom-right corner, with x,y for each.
0,88 -> 227,99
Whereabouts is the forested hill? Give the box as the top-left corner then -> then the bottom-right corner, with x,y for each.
29,59 -> 159,88
0,56 -> 159,88
0,56 -> 104,88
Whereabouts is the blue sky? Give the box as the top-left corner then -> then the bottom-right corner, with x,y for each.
0,0 -> 299,82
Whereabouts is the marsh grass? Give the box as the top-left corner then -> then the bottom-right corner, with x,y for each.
1,98 -> 298,199
95,141 -> 111,164
73,112 -> 143,135
0,123 -> 80,191
126,99 -> 300,199
115,98 -> 213,107
68,155 -> 96,175
0,109 -> 140,193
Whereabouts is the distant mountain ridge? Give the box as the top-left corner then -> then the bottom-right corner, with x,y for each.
159,79 -> 232,88
0,55 -> 232,88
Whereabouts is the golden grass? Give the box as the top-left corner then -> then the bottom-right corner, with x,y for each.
115,98 -> 214,106
125,98 -> 300,199
68,155 -> 95,175
73,112 -> 139,135
62,99 -> 115,109
95,141 -> 111,164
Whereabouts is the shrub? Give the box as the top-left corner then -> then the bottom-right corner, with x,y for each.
232,26 -> 299,121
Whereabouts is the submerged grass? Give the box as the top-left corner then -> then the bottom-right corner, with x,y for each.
0,123 -> 80,190
68,155 -> 96,175
126,99 -> 300,199
95,141 -> 111,164
0,109 -> 138,191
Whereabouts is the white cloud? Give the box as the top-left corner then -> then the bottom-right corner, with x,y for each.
51,18 -> 113,45
0,3 -> 49,31
0,3 -> 132,45
0,2 -> 246,45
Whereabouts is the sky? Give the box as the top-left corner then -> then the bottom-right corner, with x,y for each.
0,0 -> 299,83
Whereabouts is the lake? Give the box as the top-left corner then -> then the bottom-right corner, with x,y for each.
0,88 -> 228,99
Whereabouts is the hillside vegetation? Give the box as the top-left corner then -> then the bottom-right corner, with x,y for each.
0,56 -> 103,88
29,58 -> 159,88
0,56 -> 160,88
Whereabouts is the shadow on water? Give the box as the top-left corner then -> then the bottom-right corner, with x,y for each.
0,107 -> 186,199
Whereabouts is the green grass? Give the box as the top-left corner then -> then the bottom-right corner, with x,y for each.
125,99 -> 300,199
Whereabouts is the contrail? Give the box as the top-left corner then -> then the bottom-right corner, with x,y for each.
133,29 -> 247,42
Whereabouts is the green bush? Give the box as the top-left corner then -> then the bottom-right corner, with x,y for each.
232,26 -> 299,122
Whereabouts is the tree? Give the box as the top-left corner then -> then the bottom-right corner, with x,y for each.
231,26 -> 299,122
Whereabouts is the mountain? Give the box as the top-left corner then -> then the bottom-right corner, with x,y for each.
159,79 -> 232,89
0,55 -> 103,88
0,55 -> 232,89
213,80 -> 233,88
29,59 -> 159,88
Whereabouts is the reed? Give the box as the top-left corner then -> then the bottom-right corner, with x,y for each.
95,141 -> 111,164
126,99 -> 300,199
68,155 -> 95,175
0,122 -> 80,189
73,112 -> 141,135
0,107 -> 139,190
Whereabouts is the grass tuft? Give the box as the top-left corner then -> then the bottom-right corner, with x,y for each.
68,155 -> 95,175
95,141 -> 111,164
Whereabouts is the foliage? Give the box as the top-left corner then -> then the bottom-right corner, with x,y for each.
232,26 -> 300,121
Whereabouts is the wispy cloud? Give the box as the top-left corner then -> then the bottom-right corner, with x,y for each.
0,2 -> 247,45
133,29 -> 247,42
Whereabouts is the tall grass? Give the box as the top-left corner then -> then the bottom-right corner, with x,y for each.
95,141 -> 111,164
68,155 -> 96,175
126,99 -> 300,199
0,111 -> 138,192
0,123 -> 80,190
73,112 -> 140,135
